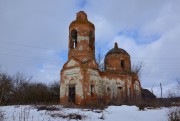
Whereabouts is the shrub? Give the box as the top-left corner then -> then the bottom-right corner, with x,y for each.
0,109 -> 4,121
83,100 -> 107,110
167,107 -> 180,121
0,70 -> 60,105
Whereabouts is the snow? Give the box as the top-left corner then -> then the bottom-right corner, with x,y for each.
0,105 -> 170,121
105,106 -> 167,121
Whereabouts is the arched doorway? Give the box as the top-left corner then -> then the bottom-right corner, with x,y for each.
68,80 -> 76,103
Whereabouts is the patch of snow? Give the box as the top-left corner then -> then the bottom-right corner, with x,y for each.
0,105 -> 170,121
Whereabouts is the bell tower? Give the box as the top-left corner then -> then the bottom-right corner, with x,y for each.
68,11 -> 95,62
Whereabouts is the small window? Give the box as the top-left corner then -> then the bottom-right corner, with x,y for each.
121,60 -> 124,68
70,29 -> 77,49
118,87 -> 123,98
134,84 -> 139,91
91,85 -> 95,97
107,87 -> 111,94
118,87 -> 122,94
118,87 -> 122,90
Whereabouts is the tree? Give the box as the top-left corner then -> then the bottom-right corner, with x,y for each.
0,72 -> 13,105
96,47 -> 104,71
131,62 -> 143,78
48,81 -> 60,103
167,78 -> 180,98
11,72 -> 32,104
175,78 -> 180,97
26,82 -> 50,103
0,69 -> 61,105
177,79 -> 180,91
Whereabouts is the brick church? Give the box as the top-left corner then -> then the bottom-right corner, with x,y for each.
60,11 -> 141,105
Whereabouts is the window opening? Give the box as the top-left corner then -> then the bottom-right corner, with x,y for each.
118,87 -> 123,98
121,60 -> 125,68
91,85 -> 95,97
107,87 -> 111,94
71,29 -> 77,49
128,87 -> 131,98
134,84 -> 139,95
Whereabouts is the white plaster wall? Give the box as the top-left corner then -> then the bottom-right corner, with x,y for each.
67,59 -> 78,67
77,36 -> 89,41
101,77 -> 128,98
134,81 -> 140,95
77,36 -> 89,51
88,69 -> 102,96
60,83 -> 66,98
61,67 -> 135,101
60,68 -> 83,99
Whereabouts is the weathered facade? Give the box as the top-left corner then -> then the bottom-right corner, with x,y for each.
60,11 -> 141,105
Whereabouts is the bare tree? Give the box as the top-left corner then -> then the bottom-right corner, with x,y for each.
177,78 -> 180,91
131,62 -> 143,78
0,72 -> 13,105
11,72 -> 32,104
48,81 -> 60,103
0,70 -> 60,105
167,78 -> 180,98
175,78 -> 180,97
151,83 -> 155,94
96,47 -> 104,71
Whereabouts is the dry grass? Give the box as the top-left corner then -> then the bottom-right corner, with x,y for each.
34,105 -> 85,120
51,113 -> 85,120
35,105 -> 60,111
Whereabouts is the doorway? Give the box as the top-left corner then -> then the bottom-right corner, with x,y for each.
69,85 -> 75,103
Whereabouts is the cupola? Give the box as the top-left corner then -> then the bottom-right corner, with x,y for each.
104,42 -> 131,74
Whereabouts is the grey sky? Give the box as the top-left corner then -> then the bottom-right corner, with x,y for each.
0,0 -> 180,96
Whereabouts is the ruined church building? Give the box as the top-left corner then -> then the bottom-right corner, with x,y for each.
60,11 -> 141,105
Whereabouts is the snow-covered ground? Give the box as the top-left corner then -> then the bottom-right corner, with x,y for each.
0,105 -> 171,121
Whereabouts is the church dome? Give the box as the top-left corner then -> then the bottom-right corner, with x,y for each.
106,43 -> 129,56
104,42 -> 131,74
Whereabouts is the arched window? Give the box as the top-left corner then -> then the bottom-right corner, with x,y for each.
118,87 -> 123,98
107,87 -> 111,94
134,83 -> 139,97
70,29 -> 77,49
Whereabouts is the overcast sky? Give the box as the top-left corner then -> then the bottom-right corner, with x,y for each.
0,0 -> 180,96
